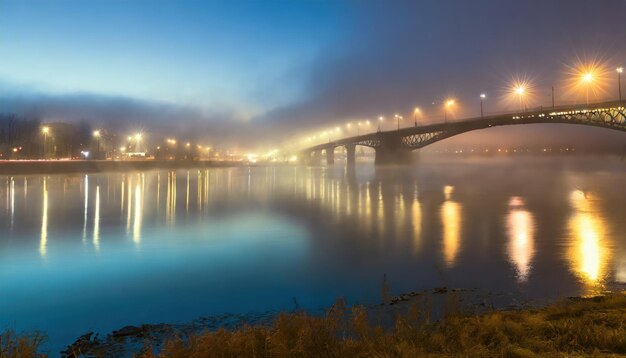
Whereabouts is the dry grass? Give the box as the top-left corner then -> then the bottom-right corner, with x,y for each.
2,292 -> 625,357
138,292 -> 626,358
0,330 -> 46,358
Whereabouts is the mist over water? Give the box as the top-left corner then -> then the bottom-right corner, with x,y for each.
1,156 -> 625,352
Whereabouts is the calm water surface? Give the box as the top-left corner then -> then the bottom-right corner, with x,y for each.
1,156 -> 626,352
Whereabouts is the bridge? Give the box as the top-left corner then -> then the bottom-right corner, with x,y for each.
300,100 -> 626,165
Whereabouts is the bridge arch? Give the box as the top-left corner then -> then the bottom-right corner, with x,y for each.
300,102 -> 626,165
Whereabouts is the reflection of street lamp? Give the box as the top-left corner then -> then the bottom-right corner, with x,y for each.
41,126 -> 50,158
479,94 -> 486,118
617,67 -> 623,102
93,130 -> 101,159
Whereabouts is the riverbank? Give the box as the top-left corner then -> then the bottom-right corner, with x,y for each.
3,288 -> 624,357
0,160 -> 266,175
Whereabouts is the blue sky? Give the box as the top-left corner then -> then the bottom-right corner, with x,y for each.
0,0 -> 348,116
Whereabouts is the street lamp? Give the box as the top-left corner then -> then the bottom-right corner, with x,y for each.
514,86 -> 525,112
413,107 -> 421,127
617,67 -> 623,102
444,99 -> 455,122
479,94 -> 486,118
378,116 -> 384,132
93,130 -> 101,159
581,72 -> 594,105
395,114 -> 402,130
41,126 -> 50,158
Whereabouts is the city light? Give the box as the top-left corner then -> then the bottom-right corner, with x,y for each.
93,130 -> 101,137
42,126 -> 50,134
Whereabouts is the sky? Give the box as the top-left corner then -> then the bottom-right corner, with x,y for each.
2,0 -> 626,151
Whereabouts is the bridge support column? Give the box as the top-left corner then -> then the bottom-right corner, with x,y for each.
325,149 -> 335,165
310,151 -> 322,166
345,144 -> 355,166
375,137 -> 412,165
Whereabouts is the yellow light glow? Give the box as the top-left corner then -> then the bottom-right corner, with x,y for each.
441,198 -> 461,268
566,190 -> 611,295
564,57 -> 610,104
506,197 -> 535,282
93,130 -> 101,137
445,99 -> 455,107
135,133 -> 142,141
42,126 -> 49,134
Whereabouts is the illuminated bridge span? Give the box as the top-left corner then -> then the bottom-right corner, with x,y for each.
300,100 -> 626,165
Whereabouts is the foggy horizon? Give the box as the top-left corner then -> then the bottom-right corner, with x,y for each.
2,0 -> 626,152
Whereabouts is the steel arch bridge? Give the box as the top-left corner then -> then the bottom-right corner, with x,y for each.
300,100 -> 626,165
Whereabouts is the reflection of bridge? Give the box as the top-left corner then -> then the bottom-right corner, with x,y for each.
300,101 -> 626,165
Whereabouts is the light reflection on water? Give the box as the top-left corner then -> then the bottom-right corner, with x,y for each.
506,197 -> 535,282
0,157 -> 625,351
566,190 -> 611,295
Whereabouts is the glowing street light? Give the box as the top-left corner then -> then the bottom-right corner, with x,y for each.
378,116 -> 384,132
581,71 -> 595,105
444,99 -> 455,122
514,85 -> 526,111
617,67 -> 623,102
394,114 -> 403,130
479,94 -> 486,118
413,107 -> 421,127
93,130 -> 102,159
41,126 -> 50,158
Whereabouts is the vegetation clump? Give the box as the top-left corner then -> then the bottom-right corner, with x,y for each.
3,292 -> 625,357
137,292 -> 626,357
0,330 -> 45,358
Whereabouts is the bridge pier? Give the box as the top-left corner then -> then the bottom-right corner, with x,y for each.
325,149 -> 335,165
375,137 -> 412,165
312,151 -> 322,166
345,144 -> 355,166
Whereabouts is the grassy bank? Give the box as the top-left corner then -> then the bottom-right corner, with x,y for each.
3,292 -> 625,357
135,292 -> 625,357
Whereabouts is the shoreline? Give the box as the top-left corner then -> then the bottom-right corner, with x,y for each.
58,286 -> 625,357
0,160 -> 281,175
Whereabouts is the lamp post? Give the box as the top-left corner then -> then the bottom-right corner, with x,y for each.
479,94 -> 486,118
515,86 -> 525,112
378,116 -> 384,132
93,130 -> 101,159
395,114 -> 402,130
413,107 -> 420,127
444,99 -> 455,123
41,126 -> 49,159
617,67 -> 623,102
582,72 -> 593,105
